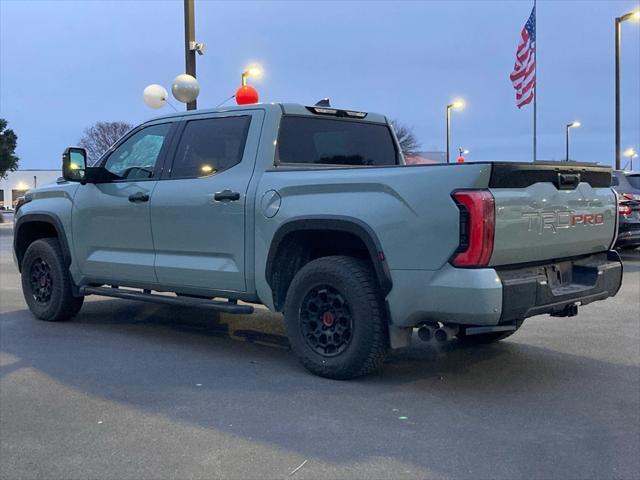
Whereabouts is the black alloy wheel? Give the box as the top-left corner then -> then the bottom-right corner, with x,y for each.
29,258 -> 53,304
300,285 -> 353,357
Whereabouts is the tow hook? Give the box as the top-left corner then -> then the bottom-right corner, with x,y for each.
550,303 -> 579,318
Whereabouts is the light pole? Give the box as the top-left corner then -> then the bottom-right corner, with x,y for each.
615,9 -> 640,169
183,0 -> 205,110
565,121 -> 581,161
446,98 -> 465,164
184,0 -> 196,110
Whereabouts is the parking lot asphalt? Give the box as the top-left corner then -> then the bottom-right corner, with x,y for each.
1,217 -> 639,480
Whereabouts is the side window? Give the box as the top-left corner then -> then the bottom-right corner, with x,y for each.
103,123 -> 171,180
170,116 -> 251,178
610,176 -> 619,187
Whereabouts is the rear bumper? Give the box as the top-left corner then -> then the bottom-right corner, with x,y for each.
387,251 -> 623,328
497,251 -> 623,322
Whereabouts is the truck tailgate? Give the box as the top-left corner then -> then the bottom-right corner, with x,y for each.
487,162 -> 617,266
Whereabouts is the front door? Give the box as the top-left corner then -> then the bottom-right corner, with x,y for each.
150,111 -> 263,293
72,122 -> 174,285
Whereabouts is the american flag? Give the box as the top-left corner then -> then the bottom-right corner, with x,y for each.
510,6 -> 536,108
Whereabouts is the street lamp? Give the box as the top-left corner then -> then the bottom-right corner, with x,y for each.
236,64 -> 263,105
565,121 -> 581,161
242,65 -> 263,87
457,147 -> 470,163
446,98 -> 465,164
615,8 -> 640,169
623,147 -> 638,170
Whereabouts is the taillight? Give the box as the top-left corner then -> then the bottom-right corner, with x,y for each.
618,202 -> 632,216
451,190 -> 495,267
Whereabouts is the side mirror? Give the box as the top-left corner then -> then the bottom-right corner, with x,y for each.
62,147 -> 87,182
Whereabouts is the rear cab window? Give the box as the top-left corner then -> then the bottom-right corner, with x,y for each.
277,116 -> 399,167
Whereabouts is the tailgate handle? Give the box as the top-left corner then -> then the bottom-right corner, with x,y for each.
557,173 -> 580,190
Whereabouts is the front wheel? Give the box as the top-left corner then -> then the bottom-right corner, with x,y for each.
284,256 -> 389,380
21,238 -> 84,322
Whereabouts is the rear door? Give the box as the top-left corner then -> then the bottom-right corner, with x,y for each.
150,110 -> 263,292
487,162 -> 617,266
72,122 -> 174,284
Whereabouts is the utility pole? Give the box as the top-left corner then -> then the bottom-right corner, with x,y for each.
184,0 -> 197,111
614,10 -> 640,170
446,106 -> 451,164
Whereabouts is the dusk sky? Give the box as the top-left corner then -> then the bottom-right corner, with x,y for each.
1,0 -> 639,168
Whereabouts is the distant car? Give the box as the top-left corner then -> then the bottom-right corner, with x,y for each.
611,170 -> 640,249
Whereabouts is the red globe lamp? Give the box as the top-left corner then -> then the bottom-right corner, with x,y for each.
235,85 -> 259,105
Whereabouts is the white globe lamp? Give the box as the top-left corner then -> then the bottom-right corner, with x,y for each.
143,84 -> 168,109
171,74 -> 200,104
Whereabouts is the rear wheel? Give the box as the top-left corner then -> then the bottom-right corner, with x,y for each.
21,238 -> 83,321
284,256 -> 388,379
456,321 -> 523,345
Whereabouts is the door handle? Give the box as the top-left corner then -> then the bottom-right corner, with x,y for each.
214,190 -> 241,202
128,192 -> 150,203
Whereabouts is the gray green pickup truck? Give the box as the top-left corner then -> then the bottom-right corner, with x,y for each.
13,103 -> 623,378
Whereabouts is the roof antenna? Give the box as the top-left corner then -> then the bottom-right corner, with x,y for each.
315,98 -> 331,107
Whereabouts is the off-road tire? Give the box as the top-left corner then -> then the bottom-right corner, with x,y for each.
456,320 -> 523,345
284,256 -> 388,379
21,238 -> 84,321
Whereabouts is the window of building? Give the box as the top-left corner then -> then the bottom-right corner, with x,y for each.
170,116 -> 251,179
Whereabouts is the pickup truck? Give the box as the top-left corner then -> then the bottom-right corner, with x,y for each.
13,103 -> 623,379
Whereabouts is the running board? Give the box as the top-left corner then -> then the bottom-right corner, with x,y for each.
80,286 -> 254,314
463,325 -> 517,336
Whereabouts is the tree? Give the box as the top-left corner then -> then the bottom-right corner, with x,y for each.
0,119 -> 19,179
390,120 -> 421,158
79,121 -> 133,164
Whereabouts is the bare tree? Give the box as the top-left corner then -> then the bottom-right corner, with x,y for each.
390,120 -> 421,158
79,121 -> 133,164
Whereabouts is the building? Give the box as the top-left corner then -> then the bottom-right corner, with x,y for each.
405,151 -> 446,164
0,169 -> 61,209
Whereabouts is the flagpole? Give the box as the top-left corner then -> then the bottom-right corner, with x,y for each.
533,0 -> 537,162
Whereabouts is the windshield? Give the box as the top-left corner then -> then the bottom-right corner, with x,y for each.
626,174 -> 640,189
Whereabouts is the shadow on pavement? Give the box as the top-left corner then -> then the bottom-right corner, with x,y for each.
1,296 -> 638,479
619,248 -> 640,273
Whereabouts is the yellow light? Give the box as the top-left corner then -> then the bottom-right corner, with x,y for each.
632,10 -> 640,21
570,121 -> 581,128
70,163 -> 81,170
623,147 -> 637,157
450,98 -> 466,110
200,164 -> 214,174
16,182 -> 29,190
244,64 -> 263,79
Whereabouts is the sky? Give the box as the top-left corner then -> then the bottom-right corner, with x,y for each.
1,0 -> 639,168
